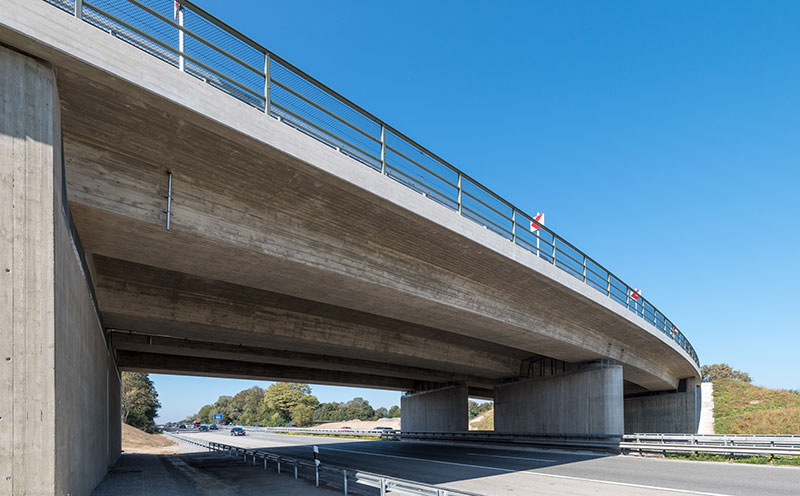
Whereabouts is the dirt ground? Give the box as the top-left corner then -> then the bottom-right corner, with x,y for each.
312,417 -> 401,430
121,423 -> 178,454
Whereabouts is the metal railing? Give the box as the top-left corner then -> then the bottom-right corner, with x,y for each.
42,0 -> 698,366
168,433 -> 483,496
621,434 -> 800,457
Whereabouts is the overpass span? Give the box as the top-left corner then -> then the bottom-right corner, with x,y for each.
1,1 -> 700,494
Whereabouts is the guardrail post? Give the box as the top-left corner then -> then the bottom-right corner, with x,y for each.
74,0 -> 83,19
315,462 -> 319,487
264,52 -> 271,114
380,125 -> 386,174
294,461 -> 298,479
277,458 -> 281,474
379,477 -> 386,496
343,469 -> 348,495
264,456 -> 267,470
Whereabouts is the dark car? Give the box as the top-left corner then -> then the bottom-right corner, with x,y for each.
209,424 -> 218,430
178,424 -> 187,429
199,425 -> 209,432
231,427 -> 245,436
373,427 -> 394,432
286,424 -> 298,428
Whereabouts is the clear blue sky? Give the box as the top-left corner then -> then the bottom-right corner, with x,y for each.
154,0 -> 799,422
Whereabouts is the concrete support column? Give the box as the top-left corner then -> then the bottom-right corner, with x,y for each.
494,362 -> 624,435
400,385 -> 468,431
0,45 -> 117,496
624,377 -> 700,434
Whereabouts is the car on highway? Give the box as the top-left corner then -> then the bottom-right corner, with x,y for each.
178,424 -> 186,429
209,424 -> 218,430
340,426 -> 352,431
230,427 -> 245,436
198,424 -> 209,432
286,424 -> 298,428
373,426 -> 394,432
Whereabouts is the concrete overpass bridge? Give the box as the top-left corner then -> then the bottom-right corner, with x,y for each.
1,0 -> 700,493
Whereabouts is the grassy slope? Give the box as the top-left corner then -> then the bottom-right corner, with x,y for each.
469,409 -> 494,430
713,379 -> 800,434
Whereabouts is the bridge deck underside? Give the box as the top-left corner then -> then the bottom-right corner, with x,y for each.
39,38 -> 698,394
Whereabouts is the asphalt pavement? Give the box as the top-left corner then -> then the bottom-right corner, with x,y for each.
183,429 -> 800,496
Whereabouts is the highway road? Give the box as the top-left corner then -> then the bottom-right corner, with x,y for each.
180,430 -> 800,495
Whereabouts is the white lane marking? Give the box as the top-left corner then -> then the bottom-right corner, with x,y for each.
320,447 -> 734,496
466,452 -> 556,462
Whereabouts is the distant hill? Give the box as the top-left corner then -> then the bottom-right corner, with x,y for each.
713,379 -> 800,434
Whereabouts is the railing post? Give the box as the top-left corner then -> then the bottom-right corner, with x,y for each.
264,52 -> 271,114
582,255 -> 587,282
343,469 -> 348,495
177,3 -> 185,72
379,477 -> 386,496
511,210 -> 517,243
551,236 -> 557,264
380,125 -> 386,174
315,462 -> 319,487
294,461 -> 298,479
606,272 -> 611,296
457,174 -> 463,215
74,0 -> 83,19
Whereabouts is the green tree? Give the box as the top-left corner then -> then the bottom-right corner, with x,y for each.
701,363 -> 752,383
262,383 -> 318,426
387,405 -> 401,418
291,403 -> 315,426
468,400 -> 493,419
344,397 -> 375,420
375,407 -> 389,418
121,372 -> 161,433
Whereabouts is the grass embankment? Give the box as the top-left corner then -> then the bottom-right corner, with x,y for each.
713,379 -> 800,435
469,409 -> 494,430
122,423 -> 178,454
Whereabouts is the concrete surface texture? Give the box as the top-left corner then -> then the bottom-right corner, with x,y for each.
494,363 -> 624,435
624,378 -> 699,434
0,43 -> 120,496
401,385 -> 469,431
698,382 -> 715,435
183,430 -> 800,496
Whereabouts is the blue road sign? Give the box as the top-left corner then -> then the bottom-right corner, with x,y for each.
213,413 -> 223,421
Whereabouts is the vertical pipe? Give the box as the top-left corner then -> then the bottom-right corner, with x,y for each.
380,125 -> 386,174
178,6 -> 185,72
380,478 -> 386,496
264,457 -> 267,469
582,256 -> 587,282
264,52 -> 271,114
74,0 -> 83,19
343,470 -> 348,495
164,171 -> 173,231
315,463 -> 319,487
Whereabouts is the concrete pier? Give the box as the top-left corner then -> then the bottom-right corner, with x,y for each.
400,385 -> 469,431
0,45 -> 119,496
494,363 -> 624,435
624,377 -> 700,434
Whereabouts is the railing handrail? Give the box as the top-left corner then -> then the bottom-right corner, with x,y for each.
43,0 -> 698,366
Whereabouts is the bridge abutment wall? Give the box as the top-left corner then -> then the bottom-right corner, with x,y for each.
624,377 -> 700,434
401,385 -> 469,431
494,362 -> 624,435
0,45 -> 119,496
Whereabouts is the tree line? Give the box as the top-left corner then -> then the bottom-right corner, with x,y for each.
186,382 -> 400,427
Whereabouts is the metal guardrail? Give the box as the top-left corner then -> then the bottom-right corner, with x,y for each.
168,433 -> 483,496
41,0 -> 699,366
621,434 -> 800,457
398,431 -> 621,451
